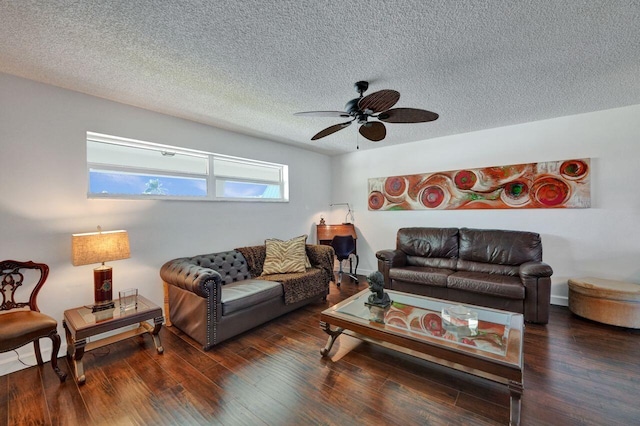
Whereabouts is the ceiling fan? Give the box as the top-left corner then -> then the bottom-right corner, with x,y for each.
294,81 -> 438,142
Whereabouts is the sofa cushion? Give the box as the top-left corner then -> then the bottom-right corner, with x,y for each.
221,279 -> 283,315
389,266 -> 454,287
397,228 -> 459,259
448,271 -> 525,299
262,235 -> 307,275
259,267 -> 327,305
407,256 -> 458,270
458,228 -> 542,266
456,259 -> 520,276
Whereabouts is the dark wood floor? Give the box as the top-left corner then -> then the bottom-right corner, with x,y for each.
2,277 -> 639,425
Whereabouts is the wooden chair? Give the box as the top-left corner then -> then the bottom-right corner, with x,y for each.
0,260 -> 66,381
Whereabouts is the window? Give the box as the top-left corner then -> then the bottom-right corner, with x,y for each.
213,156 -> 287,200
87,132 -> 288,202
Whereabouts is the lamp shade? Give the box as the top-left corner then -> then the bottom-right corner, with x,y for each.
71,230 -> 130,266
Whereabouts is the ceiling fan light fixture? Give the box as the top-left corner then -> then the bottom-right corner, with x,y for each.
344,98 -> 360,114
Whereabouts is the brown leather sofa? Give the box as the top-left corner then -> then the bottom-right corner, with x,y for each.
376,228 -> 553,323
160,244 -> 334,349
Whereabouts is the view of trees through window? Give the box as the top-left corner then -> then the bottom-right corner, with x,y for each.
89,170 -> 208,197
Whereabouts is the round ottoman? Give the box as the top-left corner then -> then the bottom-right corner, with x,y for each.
568,277 -> 640,328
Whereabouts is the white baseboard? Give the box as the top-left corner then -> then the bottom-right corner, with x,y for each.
0,323 -> 141,377
0,343 -> 68,377
352,268 -> 374,277
551,295 -> 569,307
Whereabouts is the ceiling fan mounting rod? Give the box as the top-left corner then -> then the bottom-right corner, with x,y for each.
354,81 -> 369,96
344,81 -> 371,116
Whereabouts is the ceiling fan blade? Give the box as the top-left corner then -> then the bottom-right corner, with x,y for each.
359,122 -> 386,142
377,108 -> 439,123
294,111 -> 351,118
311,121 -> 352,140
358,90 -> 400,113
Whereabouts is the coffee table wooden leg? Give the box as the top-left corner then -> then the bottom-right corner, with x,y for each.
320,321 -> 343,357
63,320 -> 86,385
151,316 -> 164,354
141,317 -> 164,354
70,338 -> 87,385
508,380 -> 523,426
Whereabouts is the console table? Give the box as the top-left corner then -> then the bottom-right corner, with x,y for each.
63,294 -> 164,384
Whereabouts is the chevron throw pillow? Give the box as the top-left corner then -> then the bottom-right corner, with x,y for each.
262,235 -> 308,275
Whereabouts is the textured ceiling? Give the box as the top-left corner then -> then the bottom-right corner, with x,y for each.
1,1 -> 639,155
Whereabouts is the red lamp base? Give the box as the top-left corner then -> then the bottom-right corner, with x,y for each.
93,265 -> 115,312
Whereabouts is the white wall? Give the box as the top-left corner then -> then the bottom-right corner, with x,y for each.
330,104 -> 640,305
0,73 -> 331,374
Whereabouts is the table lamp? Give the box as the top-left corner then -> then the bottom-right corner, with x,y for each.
330,202 -> 354,224
72,226 -> 130,311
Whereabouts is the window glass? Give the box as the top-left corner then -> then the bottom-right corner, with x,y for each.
89,169 -> 208,197
217,180 -> 282,199
86,132 -> 288,202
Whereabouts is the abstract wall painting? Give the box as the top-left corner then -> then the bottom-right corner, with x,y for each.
368,158 -> 591,211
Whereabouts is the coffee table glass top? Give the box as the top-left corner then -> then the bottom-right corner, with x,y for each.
327,289 -> 520,357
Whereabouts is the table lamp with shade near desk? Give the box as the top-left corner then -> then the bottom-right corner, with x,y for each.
71,226 -> 130,312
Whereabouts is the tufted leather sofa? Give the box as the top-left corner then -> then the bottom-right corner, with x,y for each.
160,244 -> 334,349
376,228 -> 553,323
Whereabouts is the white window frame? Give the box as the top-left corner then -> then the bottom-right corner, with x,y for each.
86,132 -> 289,202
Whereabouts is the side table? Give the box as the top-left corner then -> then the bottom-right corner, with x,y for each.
63,294 -> 164,384
568,277 -> 640,328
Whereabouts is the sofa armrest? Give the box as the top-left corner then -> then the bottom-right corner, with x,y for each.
160,258 -> 222,299
376,249 -> 407,289
306,244 -> 336,285
376,249 -> 407,267
519,261 -> 553,278
519,261 -> 553,324
161,258 -> 223,349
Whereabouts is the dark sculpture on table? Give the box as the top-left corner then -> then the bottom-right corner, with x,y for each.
366,271 -> 391,308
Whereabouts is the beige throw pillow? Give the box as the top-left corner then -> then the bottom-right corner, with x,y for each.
262,235 -> 308,275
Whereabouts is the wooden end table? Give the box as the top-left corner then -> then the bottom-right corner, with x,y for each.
63,294 -> 164,385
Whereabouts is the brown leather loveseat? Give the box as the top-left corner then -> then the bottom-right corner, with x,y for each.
376,228 -> 553,323
161,244 -> 334,349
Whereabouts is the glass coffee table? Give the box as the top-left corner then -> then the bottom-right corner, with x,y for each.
63,295 -> 164,384
320,289 -> 524,426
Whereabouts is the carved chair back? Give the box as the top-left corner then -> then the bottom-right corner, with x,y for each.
0,260 -> 49,313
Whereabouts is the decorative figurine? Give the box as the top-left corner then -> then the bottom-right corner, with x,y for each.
366,271 -> 391,308
319,215 -> 326,225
